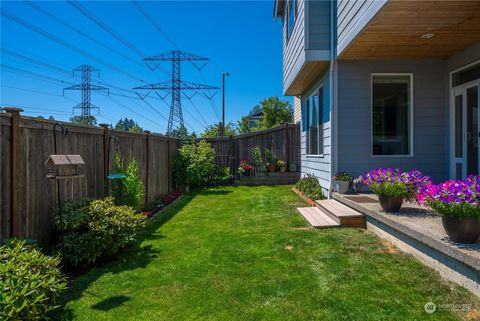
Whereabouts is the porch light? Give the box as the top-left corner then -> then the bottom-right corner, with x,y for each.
420,33 -> 435,39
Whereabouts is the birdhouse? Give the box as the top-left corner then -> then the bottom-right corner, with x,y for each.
45,155 -> 85,179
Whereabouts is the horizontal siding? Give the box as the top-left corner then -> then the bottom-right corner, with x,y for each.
283,0 -> 306,90
337,60 -> 449,183
337,0 -> 387,55
307,0 -> 331,50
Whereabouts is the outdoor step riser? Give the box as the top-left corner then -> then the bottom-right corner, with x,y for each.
315,202 -> 366,228
315,204 -> 341,224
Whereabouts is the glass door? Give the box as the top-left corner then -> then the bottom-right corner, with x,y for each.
452,81 -> 479,179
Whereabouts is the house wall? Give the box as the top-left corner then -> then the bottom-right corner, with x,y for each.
337,60 -> 448,183
306,0 -> 331,51
300,71 -> 332,194
336,0 -> 387,56
283,0 -> 306,91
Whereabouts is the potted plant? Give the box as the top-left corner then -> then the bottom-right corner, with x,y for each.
353,176 -> 365,193
252,146 -> 266,176
289,162 -> 297,172
277,160 -> 287,173
239,160 -> 253,176
265,148 -> 276,172
418,175 -> 480,243
332,171 -> 352,194
362,168 -> 431,212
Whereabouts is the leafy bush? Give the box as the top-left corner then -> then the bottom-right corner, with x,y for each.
295,174 -> 324,200
111,154 -> 145,211
277,159 -> 286,169
0,239 -> 67,320
54,197 -> 146,266
251,146 -> 262,166
173,140 -> 216,189
212,166 -> 232,185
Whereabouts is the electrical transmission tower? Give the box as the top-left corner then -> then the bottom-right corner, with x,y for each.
134,50 -> 218,134
64,64 -> 109,117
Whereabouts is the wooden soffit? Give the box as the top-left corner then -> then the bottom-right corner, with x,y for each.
340,0 -> 480,60
285,61 -> 329,96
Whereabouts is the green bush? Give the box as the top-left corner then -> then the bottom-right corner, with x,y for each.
174,140 -> 216,189
295,174 -> 324,200
370,182 -> 408,198
0,239 -> 67,320
111,154 -> 145,211
54,197 -> 146,266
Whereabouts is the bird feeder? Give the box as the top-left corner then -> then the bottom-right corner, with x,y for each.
45,155 -> 85,179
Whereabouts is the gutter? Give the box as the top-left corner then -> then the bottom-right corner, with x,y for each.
328,0 -> 337,198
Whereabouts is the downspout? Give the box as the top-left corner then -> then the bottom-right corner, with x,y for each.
328,0 -> 337,198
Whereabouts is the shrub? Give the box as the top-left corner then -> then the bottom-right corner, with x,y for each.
54,197 -> 146,266
111,154 -> 145,211
0,239 -> 67,320
277,159 -> 286,169
332,171 -> 352,182
417,175 -> 480,219
173,140 -> 216,189
295,174 -> 324,200
252,146 -> 262,166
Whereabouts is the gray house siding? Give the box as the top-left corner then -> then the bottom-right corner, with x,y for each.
283,0 -> 306,91
306,0 -> 331,51
300,71 -> 332,194
336,60 -> 448,183
337,0 -> 387,56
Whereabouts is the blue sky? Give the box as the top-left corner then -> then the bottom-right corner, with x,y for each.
0,0 -> 288,134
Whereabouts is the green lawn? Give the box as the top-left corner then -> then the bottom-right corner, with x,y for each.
57,186 -> 479,321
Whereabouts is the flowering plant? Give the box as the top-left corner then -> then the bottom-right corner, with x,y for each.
332,171 -> 352,182
362,168 -> 431,201
417,176 -> 480,219
239,160 -> 253,171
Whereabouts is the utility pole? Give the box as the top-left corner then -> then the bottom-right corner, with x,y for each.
134,50 -> 218,135
64,64 -> 109,117
220,71 -> 230,136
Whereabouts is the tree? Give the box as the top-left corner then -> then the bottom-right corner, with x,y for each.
115,118 -> 143,133
169,125 -> 197,144
237,97 -> 292,133
260,96 -> 292,128
69,115 -> 97,126
201,122 -> 237,138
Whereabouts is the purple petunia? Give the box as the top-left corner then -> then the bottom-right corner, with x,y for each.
417,175 -> 480,207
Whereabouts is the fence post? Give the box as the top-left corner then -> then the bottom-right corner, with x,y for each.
144,131 -> 151,206
99,124 -> 110,197
3,107 -> 23,238
285,122 -> 290,164
229,135 -> 234,180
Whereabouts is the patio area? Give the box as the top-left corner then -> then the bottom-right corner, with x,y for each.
55,186 -> 479,320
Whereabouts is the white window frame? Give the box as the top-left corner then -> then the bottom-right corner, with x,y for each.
306,85 -> 324,158
371,73 -> 414,157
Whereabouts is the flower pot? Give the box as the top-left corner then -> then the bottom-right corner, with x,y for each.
442,216 -> 480,243
289,163 -> 297,172
280,167 -> 287,173
334,181 -> 350,194
267,164 -> 276,172
378,195 -> 403,212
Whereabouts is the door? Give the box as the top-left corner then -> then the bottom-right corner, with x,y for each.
452,80 -> 479,179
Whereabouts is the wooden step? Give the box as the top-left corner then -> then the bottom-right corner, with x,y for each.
315,199 -> 365,227
296,207 -> 340,229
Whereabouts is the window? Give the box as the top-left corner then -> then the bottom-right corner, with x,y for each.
248,119 -> 260,129
372,75 -> 412,156
286,0 -> 296,41
306,88 -> 324,155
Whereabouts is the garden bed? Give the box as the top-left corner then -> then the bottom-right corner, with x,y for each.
291,187 -> 317,207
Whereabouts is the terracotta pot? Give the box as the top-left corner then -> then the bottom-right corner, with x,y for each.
442,216 -> 480,243
334,181 -> 350,194
267,164 -> 276,172
378,195 -> 403,212
280,167 -> 287,173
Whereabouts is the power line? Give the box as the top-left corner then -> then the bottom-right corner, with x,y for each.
1,64 -> 75,85
0,84 -> 77,103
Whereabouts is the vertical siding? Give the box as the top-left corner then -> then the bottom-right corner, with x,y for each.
336,0 -> 387,56
283,0 -> 306,90
306,0 -> 331,50
300,71 -> 332,194
337,60 -> 448,183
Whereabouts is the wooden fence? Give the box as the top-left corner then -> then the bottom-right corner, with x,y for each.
202,123 -> 300,175
0,110 -> 179,249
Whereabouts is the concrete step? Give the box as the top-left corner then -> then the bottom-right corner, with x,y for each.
315,199 -> 365,227
297,207 -> 340,229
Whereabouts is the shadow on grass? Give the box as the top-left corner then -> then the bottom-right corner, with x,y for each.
197,188 -> 233,196
52,191 -> 197,320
